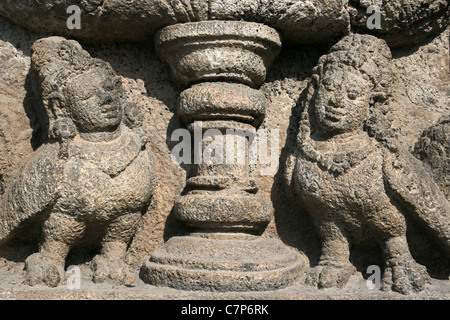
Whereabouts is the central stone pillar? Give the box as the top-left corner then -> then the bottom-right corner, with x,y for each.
141,21 -> 304,292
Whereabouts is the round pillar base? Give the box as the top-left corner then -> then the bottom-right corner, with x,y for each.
140,235 -> 305,292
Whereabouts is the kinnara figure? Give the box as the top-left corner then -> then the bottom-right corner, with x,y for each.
286,34 -> 449,294
0,37 -> 156,287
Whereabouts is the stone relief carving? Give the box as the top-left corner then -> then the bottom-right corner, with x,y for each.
140,21 -> 304,292
0,0 -> 448,300
0,37 -> 156,287
1,1 -> 448,47
349,0 -> 449,47
413,115 -> 449,200
285,34 -> 449,295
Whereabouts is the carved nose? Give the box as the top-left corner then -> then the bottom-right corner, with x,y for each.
330,90 -> 345,108
99,89 -> 113,104
329,97 -> 343,109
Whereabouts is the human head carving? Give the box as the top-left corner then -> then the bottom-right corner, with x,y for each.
31,36 -> 125,140
305,33 -> 393,137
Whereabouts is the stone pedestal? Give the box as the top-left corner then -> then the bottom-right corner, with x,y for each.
140,21 -> 305,292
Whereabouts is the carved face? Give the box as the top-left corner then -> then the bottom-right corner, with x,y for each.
313,66 -> 372,135
64,68 -> 123,133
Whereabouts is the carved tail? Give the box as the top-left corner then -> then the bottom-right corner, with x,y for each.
0,144 -> 62,247
383,149 -> 450,257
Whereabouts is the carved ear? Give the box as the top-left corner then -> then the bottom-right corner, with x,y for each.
47,91 -> 76,142
51,117 -> 77,160
307,69 -> 320,101
310,66 -> 320,86
52,118 -> 76,141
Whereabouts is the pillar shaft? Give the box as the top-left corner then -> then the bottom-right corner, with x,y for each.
141,20 -> 305,291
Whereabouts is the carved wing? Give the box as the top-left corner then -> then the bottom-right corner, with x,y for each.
0,144 -> 62,246
383,148 -> 450,256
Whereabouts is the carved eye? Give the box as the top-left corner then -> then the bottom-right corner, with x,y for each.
347,89 -> 360,100
114,77 -> 122,89
104,82 -> 115,92
78,87 -> 96,100
322,79 -> 334,91
104,78 -> 121,92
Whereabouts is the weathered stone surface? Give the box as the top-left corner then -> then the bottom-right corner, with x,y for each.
0,0 -> 449,47
285,33 -> 449,295
156,20 -> 281,88
0,8 -> 448,299
178,82 -> 268,127
0,36 -> 36,197
141,235 -> 304,292
1,258 -> 449,299
174,192 -> 273,232
413,115 -> 450,200
0,36 -> 157,287
349,0 -> 450,48
1,1 -> 447,48
0,0 -> 348,46
140,20 -> 305,292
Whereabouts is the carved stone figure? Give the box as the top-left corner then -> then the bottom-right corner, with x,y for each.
286,34 -> 450,294
0,37 -> 156,287
413,115 -> 450,200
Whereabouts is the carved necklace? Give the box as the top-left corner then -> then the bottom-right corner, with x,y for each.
69,126 -> 145,177
298,112 -> 374,175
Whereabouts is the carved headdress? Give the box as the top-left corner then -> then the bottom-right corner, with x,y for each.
300,33 -> 397,154
308,33 -> 393,104
293,34 -> 450,253
31,36 -> 117,140
31,37 -> 145,148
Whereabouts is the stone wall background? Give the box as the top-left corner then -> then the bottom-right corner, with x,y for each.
0,14 -> 448,277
